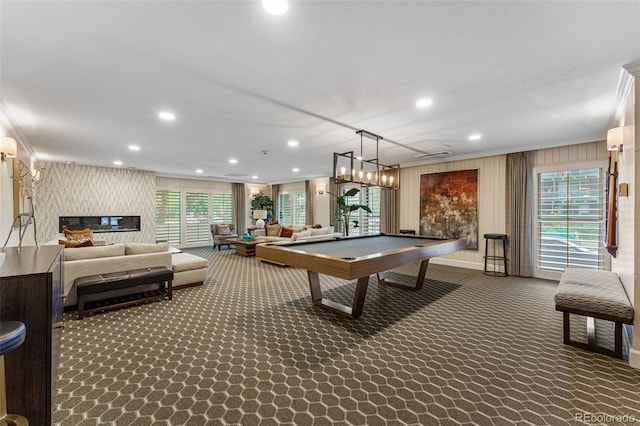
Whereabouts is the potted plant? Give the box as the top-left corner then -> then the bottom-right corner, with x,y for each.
250,191 -> 274,221
330,187 -> 371,236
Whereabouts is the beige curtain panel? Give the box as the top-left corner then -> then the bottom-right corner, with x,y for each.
505,151 -> 533,277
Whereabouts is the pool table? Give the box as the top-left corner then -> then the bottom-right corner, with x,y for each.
256,234 -> 465,319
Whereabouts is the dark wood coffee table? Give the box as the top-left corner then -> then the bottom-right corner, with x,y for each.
232,238 -> 268,257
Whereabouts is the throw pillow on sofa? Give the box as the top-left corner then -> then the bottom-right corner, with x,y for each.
280,227 -> 294,238
266,223 -> 281,237
63,228 -> 94,243
59,239 -> 94,248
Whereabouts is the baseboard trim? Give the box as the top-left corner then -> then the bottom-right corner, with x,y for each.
628,347 -> 640,369
173,281 -> 204,290
430,258 -> 484,271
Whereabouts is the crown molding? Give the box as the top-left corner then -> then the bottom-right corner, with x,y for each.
608,63 -> 637,129
623,59 -> 640,77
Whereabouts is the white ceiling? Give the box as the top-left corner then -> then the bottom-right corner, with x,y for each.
1,1 -> 639,184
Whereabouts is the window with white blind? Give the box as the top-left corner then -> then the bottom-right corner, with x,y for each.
185,192 -> 210,245
293,192 -> 306,226
536,166 -> 605,274
211,192 -> 233,223
155,190 -> 181,244
342,186 -> 380,236
278,192 -> 306,226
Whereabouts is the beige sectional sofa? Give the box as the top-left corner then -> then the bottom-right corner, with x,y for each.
254,225 -> 342,242
59,243 -> 208,308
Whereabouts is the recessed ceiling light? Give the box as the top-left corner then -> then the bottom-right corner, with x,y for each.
292,168 -> 299,172
468,133 -> 482,141
128,145 -> 140,151
196,169 -> 203,174
252,175 -> 258,179
158,111 -> 176,121
288,140 -> 299,147
263,0 -> 288,15
415,98 -> 433,108
113,160 -> 123,166
229,159 -> 238,164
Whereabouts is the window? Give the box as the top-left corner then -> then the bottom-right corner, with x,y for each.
211,192 -> 233,223
155,190 -> 181,244
278,193 -> 292,224
278,192 -> 306,225
362,186 -> 380,235
157,189 -> 233,247
536,166 -> 605,274
342,186 -> 380,236
293,192 -> 306,226
185,192 -> 210,245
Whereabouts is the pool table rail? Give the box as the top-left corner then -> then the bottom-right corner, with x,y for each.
256,236 -> 465,281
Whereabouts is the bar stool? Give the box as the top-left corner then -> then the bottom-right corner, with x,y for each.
483,233 -> 508,277
0,321 -> 28,426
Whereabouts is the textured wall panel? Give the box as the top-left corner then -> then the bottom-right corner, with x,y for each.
36,162 -> 156,243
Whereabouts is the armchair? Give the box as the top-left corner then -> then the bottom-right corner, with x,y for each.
211,223 -> 237,251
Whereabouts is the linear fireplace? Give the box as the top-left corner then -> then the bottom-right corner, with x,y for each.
59,216 -> 141,233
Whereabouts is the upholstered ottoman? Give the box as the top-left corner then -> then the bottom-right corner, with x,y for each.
172,253 -> 208,289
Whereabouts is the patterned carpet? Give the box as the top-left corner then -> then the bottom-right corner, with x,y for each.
54,246 -> 640,425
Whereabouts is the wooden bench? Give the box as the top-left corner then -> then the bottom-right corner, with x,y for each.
554,268 -> 633,358
76,266 -> 173,319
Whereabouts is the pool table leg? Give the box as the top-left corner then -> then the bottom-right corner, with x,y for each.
378,259 -> 429,290
307,271 -> 369,319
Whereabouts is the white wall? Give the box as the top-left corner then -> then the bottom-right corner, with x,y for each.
614,83 -> 636,303
618,75 -> 640,369
398,155 -> 506,270
311,177 -> 330,227
398,142 -> 609,271
0,121 -> 36,247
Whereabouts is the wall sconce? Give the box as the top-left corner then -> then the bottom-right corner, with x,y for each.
607,126 -> 624,152
0,137 -> 17,161
317,185 -> 325,195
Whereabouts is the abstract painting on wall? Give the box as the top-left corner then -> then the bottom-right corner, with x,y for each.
419,169 -> 478,250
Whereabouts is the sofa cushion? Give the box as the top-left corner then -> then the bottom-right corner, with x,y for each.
125,243 -> 169,255
310,227 -> 328,236
64,243 -> 125,261
64,228 -> 94,243
59,239 -> 94,248
291,230 -> 312,241
172,253 -> 208,273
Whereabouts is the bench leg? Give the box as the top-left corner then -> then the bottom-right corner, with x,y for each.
615,321 -> 623,359
168,280 -> 173,301
561,311 -> 626,359
563,312 -> 571,345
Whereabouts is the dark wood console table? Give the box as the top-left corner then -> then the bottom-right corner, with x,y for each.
0,245 -> 63,425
